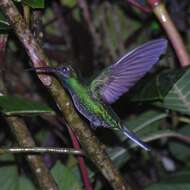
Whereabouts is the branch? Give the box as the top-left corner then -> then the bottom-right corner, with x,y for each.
147,0 -> 190,67
0,147 -> 83,155
127,0 -> 151,13
0,0 -> 130,189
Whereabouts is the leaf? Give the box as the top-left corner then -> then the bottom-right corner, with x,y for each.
0,154 -> 35,190
108,111 -> 168,167
18,177 -> 35,190
164,169 -> 190,183
127,111 -> 167,132
72,8 -> 81,22
97,3 -> 141,55
61,0 -> 77,8
127,67 -> 190,115
150,21 -> 160,31
108,146 -> 129,168
24,0 -> 45,9
145,183 -> 190,190
122,111 -> 168,140
51,161 -> 82,190
164,69 -> 190,115
0,11 -> 10,31
127,69 -> 184,102
0,165 -> 18,190
145,169 -> 190,190
169,125 -> 190,161
0,96 -> 54,115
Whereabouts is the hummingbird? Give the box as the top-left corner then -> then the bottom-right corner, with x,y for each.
34,39 -> 167,151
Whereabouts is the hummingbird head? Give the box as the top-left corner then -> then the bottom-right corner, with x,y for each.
34,65 -> 77,79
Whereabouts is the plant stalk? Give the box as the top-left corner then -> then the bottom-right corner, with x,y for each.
148,0 -> 190,67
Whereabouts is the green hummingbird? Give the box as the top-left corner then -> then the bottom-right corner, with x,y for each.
34,39 -> 167,151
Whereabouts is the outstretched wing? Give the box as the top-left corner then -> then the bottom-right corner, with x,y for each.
90,38 -> 167,104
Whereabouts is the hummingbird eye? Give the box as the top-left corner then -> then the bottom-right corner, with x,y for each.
58,65 -> 75,78
58,66 -> 72,78
66,67 -> 70,72
60,66 -> 69,73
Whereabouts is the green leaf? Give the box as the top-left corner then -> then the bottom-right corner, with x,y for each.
145,183 -> 190,190
127,67 -> 190,115
51,161 -> 82,190
61,0 -> 77,8
72,8 -> 81,22
127,69 -> 184,102
164,169 -> 190,183
108,111 -> 168,167
163,68 -> 190,115
0,11 -> 10,31
24,0 -> 45,9
0,165 -> 18,190
169,125 -> 190,161
0,96 -> 54,115
145,169 -> 190,190
121,111 -> 168,142
126,111 -> 167,135
0,155 -> 35,190
0,164 -> 35,190
96,3 -> 141,55
18,177 -> 35,190
150,21 -> 160,31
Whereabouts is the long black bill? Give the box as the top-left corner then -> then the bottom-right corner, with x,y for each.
25,67 -> 59,73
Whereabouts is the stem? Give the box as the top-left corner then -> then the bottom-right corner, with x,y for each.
23,4 -> 30,25
68,127 -> 93,190
127,0 -> 151,13
178,116 -> 190,124
147,0 -> 190,67
0,147 -> 83,155
77,0 -> 101,67
0,1 -> 130,189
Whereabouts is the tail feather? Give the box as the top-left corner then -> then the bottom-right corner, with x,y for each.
122,127 -> 150,151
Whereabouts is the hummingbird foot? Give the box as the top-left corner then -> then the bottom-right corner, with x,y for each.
90,123 -> 98,130
122,127 -> 150,151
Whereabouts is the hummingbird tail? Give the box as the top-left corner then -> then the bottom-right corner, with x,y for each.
122,127 -> 150,151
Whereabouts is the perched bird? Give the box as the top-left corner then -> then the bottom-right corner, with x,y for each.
34,39 -> 167,151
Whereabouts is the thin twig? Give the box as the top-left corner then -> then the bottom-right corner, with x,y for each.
0,147 -> 83,155
127,0 -> 151,13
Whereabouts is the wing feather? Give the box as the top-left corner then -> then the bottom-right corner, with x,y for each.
90,39 -> 167,104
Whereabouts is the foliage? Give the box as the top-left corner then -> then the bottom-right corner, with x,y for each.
51,161 -> 82,190
0,155 -> 35,190
0,0 -> 190,190
0,95 -> 54,115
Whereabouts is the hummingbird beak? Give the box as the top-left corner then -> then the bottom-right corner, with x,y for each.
25,67 -> 59,73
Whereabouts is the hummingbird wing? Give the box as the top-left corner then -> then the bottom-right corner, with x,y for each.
90,38 -> 167,104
